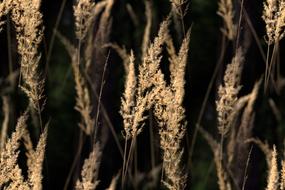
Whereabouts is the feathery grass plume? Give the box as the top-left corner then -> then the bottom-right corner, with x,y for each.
1,96 -> 9,151
23,127 -> 48,190
281,160 -> 285,190
266,146 -> 279,190
148,21 -> 190,190
154,87 -> 187,190
217,0 -> 237,40
216,48 -> 244,136
0,0 -> 12,31
138,19 -> 169,95
76,143 -> 102,190
120,51 -> 140,138
199,127 -> 232,190
74,0 -> 97,41
263,0 -> 285,44
10,0 -> 45,111
0,113 -> 30,189
120,20 -> 170,139
170,29 -> 190,105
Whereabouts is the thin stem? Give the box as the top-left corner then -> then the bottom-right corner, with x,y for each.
121,138 -> 128,188
94,50 -> 110,141
45,0 -> 68,76
242,146 -> 253,190
265,44 -> 270,93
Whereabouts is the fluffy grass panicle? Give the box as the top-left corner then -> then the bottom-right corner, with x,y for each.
0,114 -> 29,189
216,48 -> 244,136
217,0 -> 236,40
74,0 -> 97,41
120,51 -> 139,139
23,127 -> 48,190
149,20 -> 190,190
263,0 -> 285,44
266,146 -> 279,190
11,0 -> 45,111
76,143 -> 102,190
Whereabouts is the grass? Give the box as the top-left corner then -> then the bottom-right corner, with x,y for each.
0,0 -> 285,189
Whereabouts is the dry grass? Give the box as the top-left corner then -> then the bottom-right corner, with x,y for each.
11,0 -> 45,112
216,48 -> 244,136
1,0 -> 285,189
76,143 -> 102,190
217,0 -> 236,40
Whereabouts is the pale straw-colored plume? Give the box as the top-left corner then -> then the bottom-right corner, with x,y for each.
154,86 -> 188,190
0,110 -> 47,190
216,48 -> 244,136
263,0 -> 285,44
23,127 -> 48,190
120,20 -> 170,139
170,29 -> 190,105
76,143 -> 102,190
120,51 -> 139,139
149,20 -> 190,190
0,113 -> 30,189
138,20 -> 169,95
266,146 -> 279,190
1,96 -> 9,151
74,0 -> 96,41
217,0 -> 237,40
10,0 -> 45,111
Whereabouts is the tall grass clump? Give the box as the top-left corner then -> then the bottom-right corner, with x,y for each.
119,16 -> 190,189
11,0 -> 45,112
1,0 -> 285,189
263,0 -> 285,91
0,113 -> 47,190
